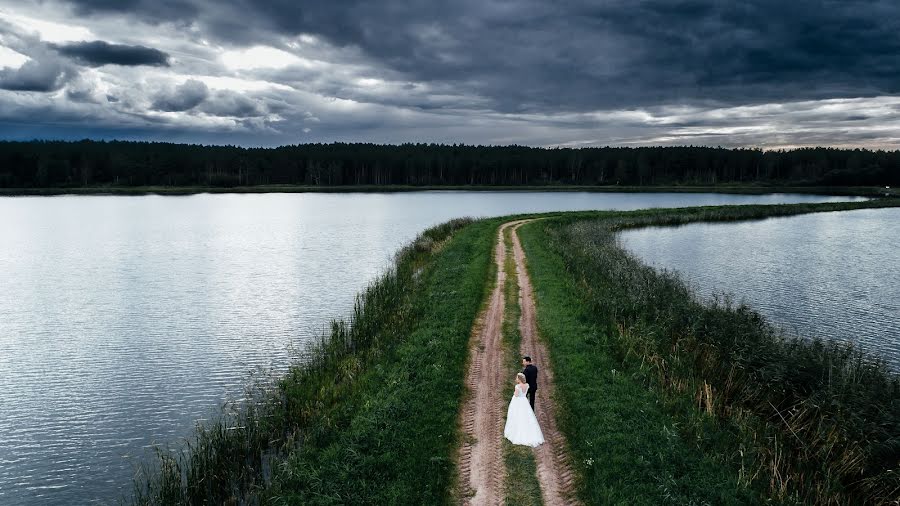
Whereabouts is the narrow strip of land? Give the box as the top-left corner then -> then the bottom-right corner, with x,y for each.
456,220 -> 579,505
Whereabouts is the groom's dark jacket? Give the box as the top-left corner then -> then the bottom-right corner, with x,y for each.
522,364 -> 538,393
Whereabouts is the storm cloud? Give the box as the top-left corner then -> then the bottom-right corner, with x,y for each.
0,58 -> 70,91
198,90 -> 264,117
2,0 -> 900,147
47,0 -> 900,109
151,79 -> 209,111
53,40 -> 169,67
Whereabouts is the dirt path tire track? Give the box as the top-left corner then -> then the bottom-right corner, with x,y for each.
511,222 -> 581,506
456,220 -> 579,505
457,221 -> 525,505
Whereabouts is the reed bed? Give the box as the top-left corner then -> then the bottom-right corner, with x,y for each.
130,216 -> 490,505
532,200 -> 900,504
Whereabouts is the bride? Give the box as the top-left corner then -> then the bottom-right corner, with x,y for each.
504,373 -> 545,447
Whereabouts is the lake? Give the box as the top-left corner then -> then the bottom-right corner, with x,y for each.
0,191 -> 863,504
618,207 -> 900,369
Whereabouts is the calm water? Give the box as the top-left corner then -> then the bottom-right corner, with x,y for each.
0,191 -> 862,504
619,207 -> 900,369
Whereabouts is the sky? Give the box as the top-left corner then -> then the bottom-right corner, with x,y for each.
2,0 -> 900,149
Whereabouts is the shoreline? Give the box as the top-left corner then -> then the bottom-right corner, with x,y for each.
0,184 -> 895,197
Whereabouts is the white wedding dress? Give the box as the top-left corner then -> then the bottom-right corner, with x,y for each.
504,383 -> 545,447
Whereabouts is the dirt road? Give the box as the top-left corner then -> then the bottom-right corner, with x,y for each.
456,220 -> 579,505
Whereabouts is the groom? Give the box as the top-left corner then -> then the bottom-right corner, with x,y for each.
521,356 -> 538,411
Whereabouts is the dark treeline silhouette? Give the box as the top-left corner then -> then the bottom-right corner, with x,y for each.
0,140 -> 898,188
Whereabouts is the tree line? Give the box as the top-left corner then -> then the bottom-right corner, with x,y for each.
0,140 -> 897,188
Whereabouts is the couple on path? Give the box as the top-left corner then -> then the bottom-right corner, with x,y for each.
504,356 -> 545,447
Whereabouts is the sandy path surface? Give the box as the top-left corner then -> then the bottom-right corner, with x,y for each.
456,221 -> 519,505
511,222 -> 580,506
456,220 -> 579,505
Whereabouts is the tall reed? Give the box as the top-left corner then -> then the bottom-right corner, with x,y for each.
542,201 -> 900,504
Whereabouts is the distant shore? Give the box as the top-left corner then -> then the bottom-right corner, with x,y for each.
1,184 -> 895,197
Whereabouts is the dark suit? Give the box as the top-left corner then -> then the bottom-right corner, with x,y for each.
522,364 -> 538,410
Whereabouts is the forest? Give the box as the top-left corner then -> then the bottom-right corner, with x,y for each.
0,140 -> 897,188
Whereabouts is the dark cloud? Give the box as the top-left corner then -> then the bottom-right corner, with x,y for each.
198,90 -> 263,117
52,40 -> 170,67
0,58 -> 72,91
3,0 -> 900,148
52,0 -> 900,112
0,19 -> 77,92
66,87 -> 97,102
151,79 -> 209,111
67,0 -> 199,23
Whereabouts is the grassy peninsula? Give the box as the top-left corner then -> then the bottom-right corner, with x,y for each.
131,198 -> 900,505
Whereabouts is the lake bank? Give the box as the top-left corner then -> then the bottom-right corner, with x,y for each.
619,207 -> 900,370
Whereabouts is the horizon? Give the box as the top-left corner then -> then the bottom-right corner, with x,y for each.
2,1 -> 900,149
4,138 -> 900,154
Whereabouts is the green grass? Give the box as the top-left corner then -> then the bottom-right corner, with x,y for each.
267,219 -> 498,504
503,440 -> 543,506
501,226 -> 544,506
517,199 -> 900,505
